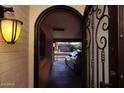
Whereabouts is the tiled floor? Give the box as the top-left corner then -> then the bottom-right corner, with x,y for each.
46,58 -> 82,88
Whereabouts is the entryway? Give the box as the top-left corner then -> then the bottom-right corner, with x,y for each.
34,5 -> 85,88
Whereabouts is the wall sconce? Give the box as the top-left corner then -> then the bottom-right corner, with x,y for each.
0,5 -> 23,44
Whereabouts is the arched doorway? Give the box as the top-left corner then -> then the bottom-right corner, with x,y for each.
34,5 -> 86,88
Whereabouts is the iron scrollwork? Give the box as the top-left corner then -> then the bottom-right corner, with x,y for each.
84,5 -> 109,88
95,5 -> 109,87
84,6 -> 93,87
95,6 -> 109,49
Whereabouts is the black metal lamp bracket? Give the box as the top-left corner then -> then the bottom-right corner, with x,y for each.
0,5 -> 14,18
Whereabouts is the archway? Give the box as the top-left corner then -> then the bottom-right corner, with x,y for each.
34,5 -> 85,88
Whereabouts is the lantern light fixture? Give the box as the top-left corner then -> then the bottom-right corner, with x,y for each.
0,5 -> 23,44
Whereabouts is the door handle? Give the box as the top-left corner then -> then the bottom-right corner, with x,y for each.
120,32 -> 124,38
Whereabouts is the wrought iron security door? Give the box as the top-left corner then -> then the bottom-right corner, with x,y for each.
84,5 -> 110,88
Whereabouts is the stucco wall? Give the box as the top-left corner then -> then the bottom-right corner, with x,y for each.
0,5 -> 29,88
28,5 -> 85,87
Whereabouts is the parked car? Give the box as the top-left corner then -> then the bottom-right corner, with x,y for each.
69,50 -> 78,57
66,50 -> 78,63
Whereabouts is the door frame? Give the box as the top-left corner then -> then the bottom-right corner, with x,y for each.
34,5 -> 85,88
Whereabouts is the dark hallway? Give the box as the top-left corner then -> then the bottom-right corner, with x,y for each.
47,58 -> 82,88
34,5 -> 84,88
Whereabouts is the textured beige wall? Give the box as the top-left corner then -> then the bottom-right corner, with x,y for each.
0,5 -> 29,88
29,5 -> 85,87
